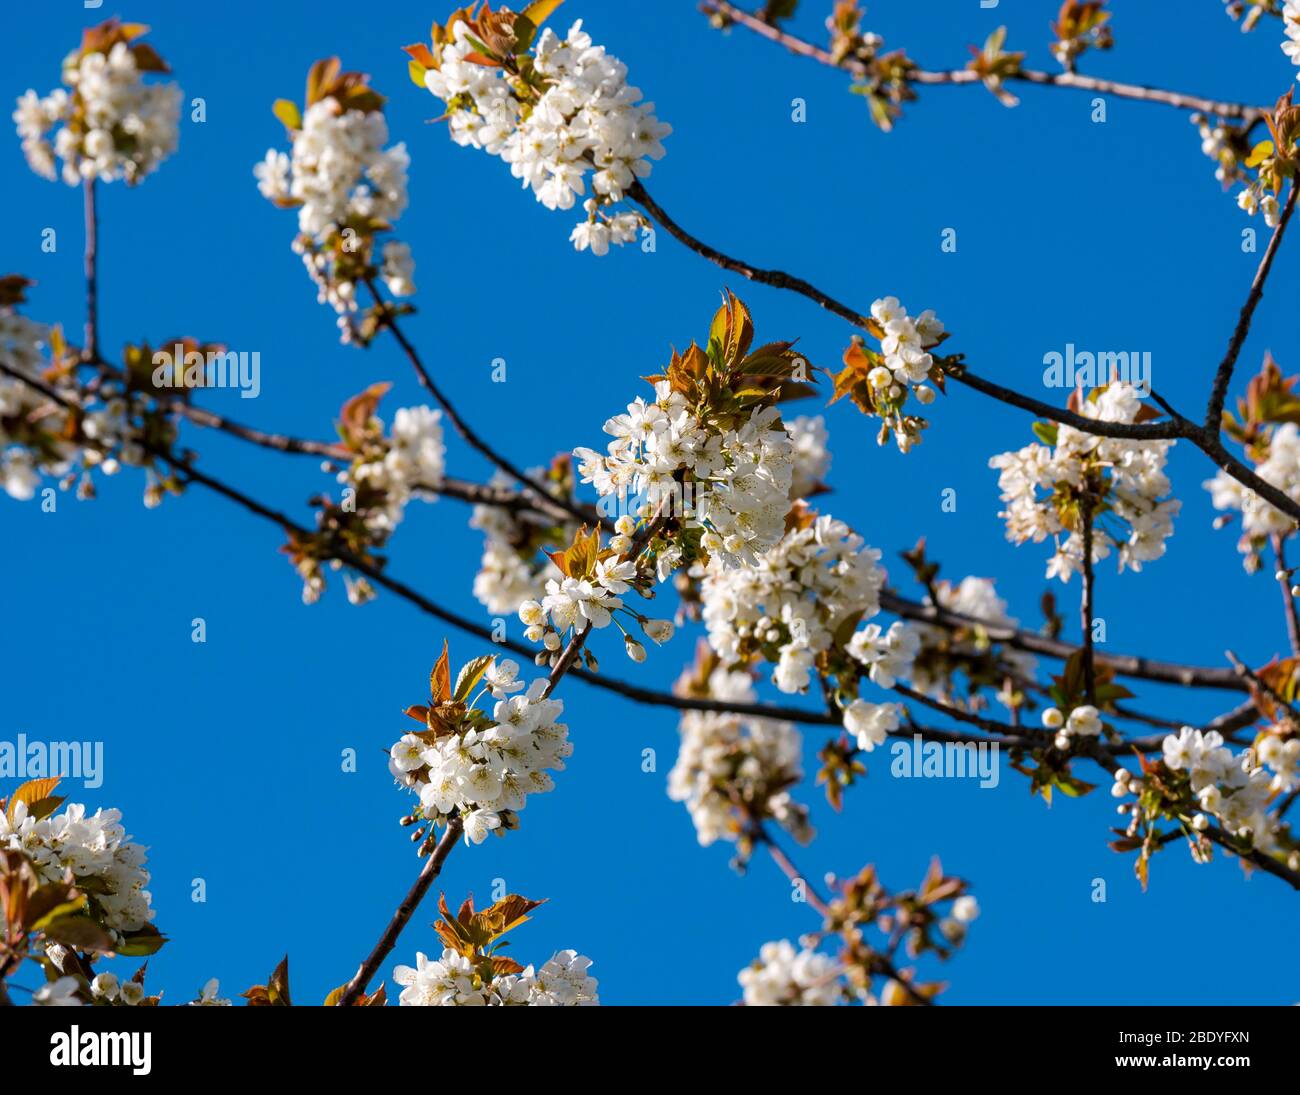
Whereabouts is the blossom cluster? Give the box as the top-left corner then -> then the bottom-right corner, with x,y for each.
1236,180 -> 1285,226
576,392 -> 796,571
1191,112 -> 1250,192
532,297 -> 816,664
1041,702 -> 1103,752
470,463 -> 576,615
1153,727 -> 1282,851
255,60 -> 411,342
395,946 -> 598,1005
820,1 -> 918,132
14,20 -> 181,187
668,653 -> 813,849
741,867 -> 982,1006
390,660 -> 570,844
739,881 -> 979,1007
841,698 -> 903,754
1206,422 -> 1300,568
738,939 -> 840,1006
1,285 -> 162,505
989,383 -> 1180,582
699,511 -> 886,697
516,522 -> 675,665
831,297 -> 947,453
411,8 -> 669,254
336,404 -> 446,539
0,799 -> 154,943
1259,728 -> 1300,791
285,385 -> 444,605
1227,90 -> 1298,228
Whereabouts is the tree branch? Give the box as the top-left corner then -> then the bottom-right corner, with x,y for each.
701,1 -> 1268,121
363,277 -> 596,528
336,815 -> 463,1005
1205,181 -> 1299,430
1273,534 -> 1300,658
752,824 -> 931,1005
878,591 -> 1246,691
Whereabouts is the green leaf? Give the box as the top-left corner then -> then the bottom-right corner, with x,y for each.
25,885 -> 84,932
272,98 -> 302,131
512,15 -> 539,53
115,924 -> 169,957
6,778 -> 62,825
1031,421 -> 1059,447
521,0 -> 566,29
1245,140 -> 1274,169
1053,772 -> 1097,798
41,914 -> 115,953
454,655 -> 496,703
407,61 -> 427,89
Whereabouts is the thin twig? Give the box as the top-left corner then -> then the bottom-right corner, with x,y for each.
879,591 -> 1246,691
701,0 -> 1268,120
363,276 -> 596,528
1226,649 -> 1300,722
1272,534 -> 1300,658
631,175 -> 1300,522
1108,699 -> 1259,752
336,816 -> 462,1005
1205,182 -> 1299,430
753,824 -> 931,1005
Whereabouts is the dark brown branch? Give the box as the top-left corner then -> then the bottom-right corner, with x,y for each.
630,180 -> 1185,443
701,0 -> 1268,120
1201,826 -> 1300,890
629,64 -> 1300,524
752,825 -> 931,1005
1084,737 -> 1300,889
1226,649 -> 1300,721
336,816 -> 462,1005
161,399 -> 348,459
363,277 -> 595,529
1108,699 -> 1259,753
1273,534 -> 1300,658
893,683 -> 1030,745
1205,182 -> 1299,430
878,591 -> 1247,692
147,388 -> 593,522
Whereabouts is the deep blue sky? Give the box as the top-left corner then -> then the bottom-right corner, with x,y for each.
3,2 -> 1296,1005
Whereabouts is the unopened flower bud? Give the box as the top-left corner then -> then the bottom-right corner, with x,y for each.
642,618 -> 675,644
